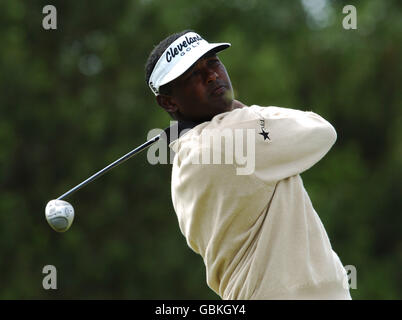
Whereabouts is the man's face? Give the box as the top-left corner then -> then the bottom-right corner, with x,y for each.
167,52 -> 234,122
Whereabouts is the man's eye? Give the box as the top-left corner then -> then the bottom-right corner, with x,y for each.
187,69 -> 200,79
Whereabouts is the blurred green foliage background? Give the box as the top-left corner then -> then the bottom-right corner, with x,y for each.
0,0 -> 401,299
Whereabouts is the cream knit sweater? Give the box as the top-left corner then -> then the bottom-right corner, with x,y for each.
169,105 -> 351,300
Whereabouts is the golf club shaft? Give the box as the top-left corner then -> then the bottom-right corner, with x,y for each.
57,134 -> 161,200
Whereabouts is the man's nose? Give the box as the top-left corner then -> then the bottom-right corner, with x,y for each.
205,69 -> 218,83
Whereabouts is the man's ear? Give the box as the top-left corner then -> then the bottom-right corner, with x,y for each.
156,94 -> 179,113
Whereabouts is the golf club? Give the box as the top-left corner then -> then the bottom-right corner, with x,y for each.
44,120 -> 198,232
45,129 -> 166,232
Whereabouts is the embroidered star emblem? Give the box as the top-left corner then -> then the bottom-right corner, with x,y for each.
259,128 -> 270,141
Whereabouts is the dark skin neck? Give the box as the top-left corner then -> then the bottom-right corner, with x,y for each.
231,99 -> 246,111
169,99 -> 246,122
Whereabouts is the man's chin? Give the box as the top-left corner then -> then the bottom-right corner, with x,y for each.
212,89 -> 234,109
221,88 -> 234,104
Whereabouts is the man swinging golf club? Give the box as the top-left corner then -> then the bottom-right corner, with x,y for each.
145,30 -> 351,300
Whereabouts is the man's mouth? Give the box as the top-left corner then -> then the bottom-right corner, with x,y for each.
210,83 -> 227,96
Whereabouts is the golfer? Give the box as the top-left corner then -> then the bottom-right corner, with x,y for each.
145,30 -> 351,300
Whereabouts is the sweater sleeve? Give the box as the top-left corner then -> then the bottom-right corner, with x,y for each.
247,106 -> 337,183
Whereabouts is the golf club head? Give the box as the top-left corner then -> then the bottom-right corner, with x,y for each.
45,199 -> 75,232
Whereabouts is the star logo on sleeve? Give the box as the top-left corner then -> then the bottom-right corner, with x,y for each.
259,127 -> 270,141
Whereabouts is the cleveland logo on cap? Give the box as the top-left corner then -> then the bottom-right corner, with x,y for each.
165,34 -> 203,63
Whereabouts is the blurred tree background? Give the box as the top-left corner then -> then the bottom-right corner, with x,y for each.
0,0 -> 401,299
